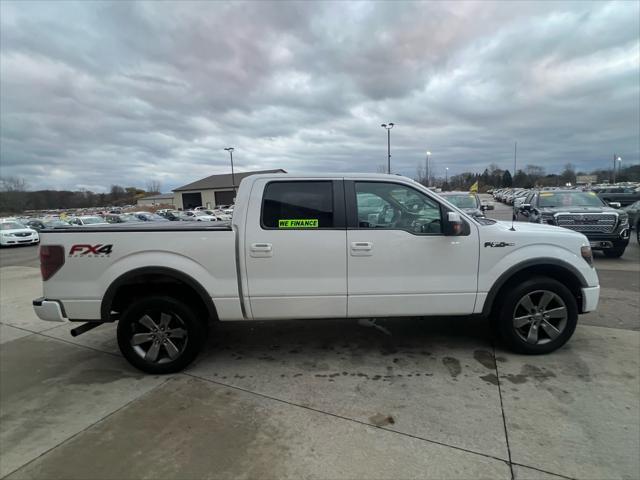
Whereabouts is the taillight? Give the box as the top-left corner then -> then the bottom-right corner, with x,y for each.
40,245 -> 65,281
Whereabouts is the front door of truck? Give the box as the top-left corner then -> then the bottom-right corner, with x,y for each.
244,179 -> 347,320
345,180 -> 480,317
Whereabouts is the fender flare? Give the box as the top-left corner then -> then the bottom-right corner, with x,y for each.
481,257 -> 588,317
101,266 -> 217,322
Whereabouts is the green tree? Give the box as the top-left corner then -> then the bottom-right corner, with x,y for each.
501,170 -> 513,187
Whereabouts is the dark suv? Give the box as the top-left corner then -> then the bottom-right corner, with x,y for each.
516,190 -> 630,257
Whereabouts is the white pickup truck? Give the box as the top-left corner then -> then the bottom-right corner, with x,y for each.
34,173 -> 600,373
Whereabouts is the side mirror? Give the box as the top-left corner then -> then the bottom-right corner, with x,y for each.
520,203 -> 531,211
480,204 -> 488,211
609,202 -> 621,209
444,211 -> 469,236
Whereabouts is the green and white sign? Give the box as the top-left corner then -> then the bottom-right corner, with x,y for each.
278,219 -> 319,228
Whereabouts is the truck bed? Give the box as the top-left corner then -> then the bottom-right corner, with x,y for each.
39,224 -> 240,321
41,222 -> 232,233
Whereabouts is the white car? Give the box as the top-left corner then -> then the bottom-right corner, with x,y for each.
0,220 -> 40,246
513,193 -> 530,209
212,209 -> 232,220
67,216 -> 109,226
182,211 -> 223,222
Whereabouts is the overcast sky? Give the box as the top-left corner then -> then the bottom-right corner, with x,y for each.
1,1 -> 639,192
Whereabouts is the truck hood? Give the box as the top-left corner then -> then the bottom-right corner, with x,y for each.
490,220 -> 586,239
477,220 -> 589,261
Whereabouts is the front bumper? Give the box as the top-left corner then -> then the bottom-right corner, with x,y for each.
32,297 -> 67,322
581,286 -> 600,313
582,230 -> 630,249
1,236 -> 39,245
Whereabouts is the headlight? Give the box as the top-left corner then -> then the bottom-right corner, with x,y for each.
619,215 -> 629,226
539,215 -> 555,225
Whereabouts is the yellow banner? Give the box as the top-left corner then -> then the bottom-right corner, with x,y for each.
470,181 -> 479,193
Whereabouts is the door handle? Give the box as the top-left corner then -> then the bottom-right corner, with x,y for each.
251,243 -> 272,252
350,241 -> 373,256
250,242 -> 273,258
351,241 -> 372,250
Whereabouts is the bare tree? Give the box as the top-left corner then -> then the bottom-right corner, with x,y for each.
146,180 -> 162,194
415,163 -> 427,186
0,176 -> 28,192
0,176 -> 28,213
525,165 -> 545,178
376,164 -> 387,174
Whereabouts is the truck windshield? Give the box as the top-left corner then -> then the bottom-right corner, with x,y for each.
443,194 -> 478,209
538,192 -> 605,208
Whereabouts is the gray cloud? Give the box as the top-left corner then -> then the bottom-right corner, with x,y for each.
0,0 -> 638,192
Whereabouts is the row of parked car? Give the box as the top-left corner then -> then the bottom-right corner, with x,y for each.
0,205 -> 235,247
490,187 -> 640,258
492,183 -> 640,208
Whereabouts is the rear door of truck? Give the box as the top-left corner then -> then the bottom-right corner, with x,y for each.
243,178 -> 347,319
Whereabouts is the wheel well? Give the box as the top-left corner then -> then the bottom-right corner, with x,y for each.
485,264 -> 585,317
102,270 -> 217,323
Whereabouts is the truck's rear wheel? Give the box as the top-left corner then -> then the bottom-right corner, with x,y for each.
117,296 -> 207,374
497,277 -> 577,354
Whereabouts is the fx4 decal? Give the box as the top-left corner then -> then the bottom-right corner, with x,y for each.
69,244 -> 113,257
484,241 -> 515,248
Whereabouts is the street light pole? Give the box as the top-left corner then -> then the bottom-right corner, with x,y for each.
224,147 -> 235,193
381,123 -> 394,174
445,167 -> 449,187
617,156 -> 622,183
426,151 -> 431,187
612,153 -> 621,184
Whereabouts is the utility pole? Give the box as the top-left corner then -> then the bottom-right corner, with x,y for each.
381,123 -> 394,174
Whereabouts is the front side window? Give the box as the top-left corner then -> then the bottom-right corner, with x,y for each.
262,181 -> 334,229
355,182 -> 442,234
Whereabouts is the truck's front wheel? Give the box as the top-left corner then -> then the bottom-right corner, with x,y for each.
117,296 -> 207,374
497,277 -> 578,354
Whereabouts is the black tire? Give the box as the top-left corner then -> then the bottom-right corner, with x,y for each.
603,247 -> 625,258
117,296 -> 207,374
496,276 -> 578,354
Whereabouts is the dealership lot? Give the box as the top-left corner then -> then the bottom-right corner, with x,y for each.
0,202 -> 638,480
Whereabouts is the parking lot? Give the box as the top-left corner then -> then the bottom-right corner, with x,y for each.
1,200 -> 638,480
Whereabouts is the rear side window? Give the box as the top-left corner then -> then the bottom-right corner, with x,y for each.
262,181 -> 334,229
